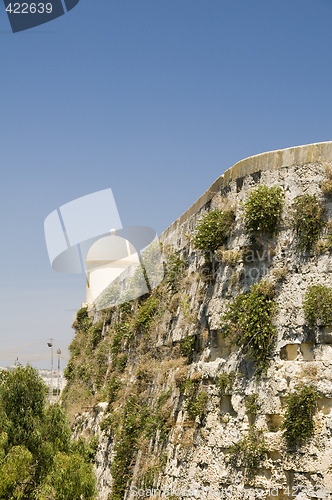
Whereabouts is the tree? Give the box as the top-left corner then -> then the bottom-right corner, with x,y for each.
0,365 -> 96,500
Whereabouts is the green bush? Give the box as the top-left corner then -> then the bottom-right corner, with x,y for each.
179,335 -> 196,362
186,390 -> 208,421
181,379 -> 208,421
116,354 -> 128,373
245,394 -> 260,417
106,376 -> 122,404
281,384 -> 319,447
96,283 -> 121,311
134,295 -> 160,333
88,322 -> 103,350
37,452 -> 96,500
76,306 -> 89,324
292,194 -> 325,250
217,371 -> 236,395
230,428 -> 267,476
192,209 -> 235,255
303,285 -> 332,327
220,281 -> 277,373
110,397 -> 140,500
0,365 -> 96,499
165,251 -> 187,293
74,307 -> 92,332
243,184 -> 284,236
321,165 -> 332,197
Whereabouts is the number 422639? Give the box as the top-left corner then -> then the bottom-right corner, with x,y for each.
5,3 -> 53,14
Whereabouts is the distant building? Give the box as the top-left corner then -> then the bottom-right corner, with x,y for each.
0,366 -> 66,401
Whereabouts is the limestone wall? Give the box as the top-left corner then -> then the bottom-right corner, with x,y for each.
70,142 -> 332,500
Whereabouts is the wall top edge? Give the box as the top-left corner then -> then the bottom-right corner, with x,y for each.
160,141 -> 332,241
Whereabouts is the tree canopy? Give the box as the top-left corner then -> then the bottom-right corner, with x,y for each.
0,364 -> 96,500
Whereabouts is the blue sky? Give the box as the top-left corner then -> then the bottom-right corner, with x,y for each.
0,0 -> 331,367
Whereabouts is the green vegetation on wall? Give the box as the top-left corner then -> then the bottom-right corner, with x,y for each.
192,209 -> 235,255
303,284 -> 332,327
281,384 -> 319,447
229,428 -> 267,477
181,378 -> 208,422
134,295 -> 160,333
217,371 -> 236,395
220,281 -> 277,373
243,184 -> 284,236
245,394 -> 260,418
321,165 -> 332,197
179,335 -> 196,362
165,251 -> 187,293
292,194 -> 326,250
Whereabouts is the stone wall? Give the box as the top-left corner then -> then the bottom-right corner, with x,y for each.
70,142 -> 332,500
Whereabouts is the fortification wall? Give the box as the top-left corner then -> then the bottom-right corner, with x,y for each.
69,142 -> 332,500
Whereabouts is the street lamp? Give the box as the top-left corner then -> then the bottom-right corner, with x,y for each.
47,339 -> 53,402
56,348 -> 61,400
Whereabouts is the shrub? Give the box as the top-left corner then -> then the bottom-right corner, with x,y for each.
181,379 -> 207,421
174,366 -> 188,388
281,384 -> 319,447
88,322 -> 103,350
292,194 -> 325,250
180,293 -> 192,320
179,335 -> 196,362
165,251 -> 187,293
74,307 -> 92,332
272,267 -> 287,283
303,285 -> 332,327
217,372 -> 236,395
109,397 -> 140,500
186,390 -> 208,421
243,184 -> 284,236
134,295 -> 160,333
96,283 -> 121,310
245,394 -> 260,417
321,165 -> 332,197
76,306 -> 89,324
37,452 -> 96,500
219,249 -> 242,266
229,428 -> 267,477
220,281 -> 277,373
106,376 -> 121,404
192,209 -> 235,255
322,179 -> 332,197
315,239 -> 329,255
116,354 -> 128,372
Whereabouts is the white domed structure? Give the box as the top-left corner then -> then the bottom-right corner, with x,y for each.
85,231 -> 140,304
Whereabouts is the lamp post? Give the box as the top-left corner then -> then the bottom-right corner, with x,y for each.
47,339 -> 53,402
56,348 -> 61,400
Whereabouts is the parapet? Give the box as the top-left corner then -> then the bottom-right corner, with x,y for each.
160,141 -> 332,242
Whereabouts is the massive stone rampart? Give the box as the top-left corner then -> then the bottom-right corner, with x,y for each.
67,142 -> 332,500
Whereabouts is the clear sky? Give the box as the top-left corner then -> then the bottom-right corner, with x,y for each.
0,0 -> 331,368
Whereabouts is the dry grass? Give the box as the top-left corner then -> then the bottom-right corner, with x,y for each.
220,249 -> 243,266
174,365 -> 188,388
272,267 -> 287,282
321,165 -> 332,197
315,239 -> 329,255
